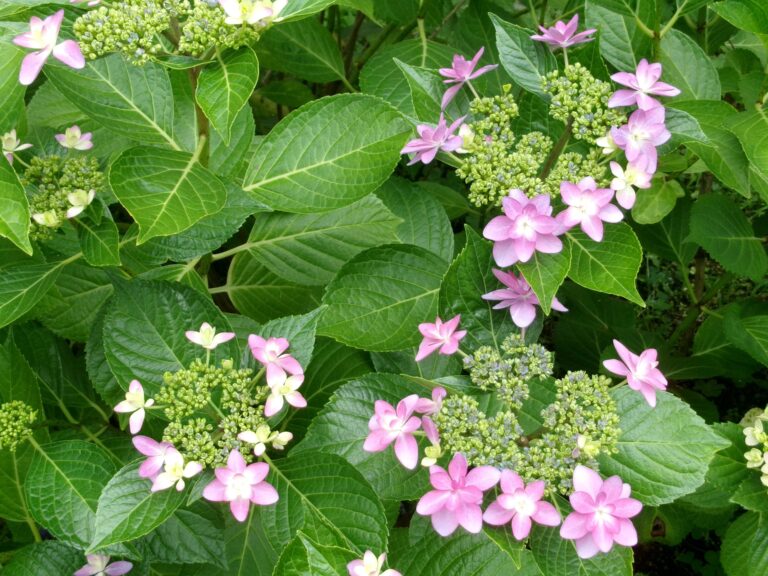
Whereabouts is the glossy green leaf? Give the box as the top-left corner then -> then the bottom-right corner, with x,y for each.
725,312 -> 768,366
0,44 -> 24,133
711,0 -> 768,34
660,30 -> 721,100
0,145 -> 31,254
721,512 -> 768,576
726,109 -> 768,183
566,223 -> 644,306
243,94 -> 409,213
77,216 -> 121,267
273,533 -> 356,576
688,193 -> 767,280
207,511 -> 279,576
90,461 -> 187,551
517,244 -> 572,315
586,0 -> 653,72
109,146 -> 227,243
196,47 -> 259,144
46,54 -> 180,149
242,194 -> 401,286
25,440 -> 116,547
708,423 -> 752,491
599,387 -> 729,505
1,541 -> 84,576
631,179 -> 680,225
279,0 -> 336,20
296,373 -> 429,500
491,14 -> 556,98
320,244 -> 448,351
0,259 -> 67,329
632,198 -> 696,266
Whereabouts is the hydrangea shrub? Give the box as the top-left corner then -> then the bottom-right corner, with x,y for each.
0,1 -> 766,575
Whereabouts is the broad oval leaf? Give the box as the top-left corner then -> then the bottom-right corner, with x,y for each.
274,533 -> 356,576
585,0 -> 653,72
0,154 -> 31,254
45,54 -> 179,149
599,387 -> 730,506
243,94 -> 410,213
25,440 -> 116,548
196,47 -> 259,144
0,45 -> 25,134
109,146 -> 227,243
660,29 -> 721,101
90,461 -> 187,551
0,259 -> 66,329
320,244 -> 448,351
567,222 -> 644,306
1,541 -> 84,576
517,243 -> 572,315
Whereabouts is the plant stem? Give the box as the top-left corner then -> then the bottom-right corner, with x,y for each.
350,23 -> 397,85
188,63 -> 210,167
538,120 -> 572,179
417,18 -> 428,67
343,12 -> 365,77
429,0 -> 468,39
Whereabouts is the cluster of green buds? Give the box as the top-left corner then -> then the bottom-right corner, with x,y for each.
0,401 -> 37,452
742,406 -> 768,486
543,148 -> 608,194
456,86 -> 554,208
23,156 -> 103,240
74,0 -> 275,64
155,358 -> 269,467
434,335 -> 620,495
542,63 -> 626,144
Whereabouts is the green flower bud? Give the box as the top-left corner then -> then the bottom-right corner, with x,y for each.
0,401 -> 37,452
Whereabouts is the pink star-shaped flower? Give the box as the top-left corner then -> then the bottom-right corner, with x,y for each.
438,47 -> 498,108
530,14 -> 596,49
603,339 -> 668,407
556,177 -> 623,242
608,59 -> 681,111
132,435 -> 175,480
482,269 -> 568,328
74,554 -> 132,576
401,115 -> 465,165
363,395 -> 422,469
415,314 -> 467,361
13,10 -> 85,85
610,107 -> 670,173
248,335 -> 303,386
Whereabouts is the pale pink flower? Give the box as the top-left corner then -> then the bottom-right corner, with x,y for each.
248,335 -> 303,386
347,551 -> 401,576
416,452 -> 500,536
609,161 -> 653,209
114,380 -> 154,434
560,465 -> 642,559
13,10 -> 85,85
483,470 -> 561,539
203,449 -> 279,522
55,125 -> 93,150
219,0 -> 287,26
610,107 -> 670,173
238,425 -> 292,456
401,115 -> 465,165
531,14 -> 596,48
66,189 -> 95,219
415,387 -> 446,415
132,436 -> 175,479
415,315 -> 466,362
603,339 -> 668,407
609,59 -> 681,110
74,554 -> 132,576
482,269 -> 567,328
363,395 -> 422,470
2,130 -> 32,163
439,47 -> 498,108
483,189 -> 563,266
264,372 -> 307,417
595,132 -> 617,155
186,322 -> 235,350
557,177 -> 623,242
151,448 -> 202,492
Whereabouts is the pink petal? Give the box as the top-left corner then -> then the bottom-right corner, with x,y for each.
603,359 -> 630,376
532,501 -> 561,526
560,512 -> 590,539
483,215 -> 513,241
417,490 -> 451,515
525,480 -> 546,501
394,433 -> 418,469
185,331 -> 204,345
456,504 -> 483,533
104,562 -> 133,576
431,507 -> 459,536
448,453 -> 468,481
570,491 -> 596,514
466,466 -> 500,490
600,204 -> 623,223
230,498 -> 251,522
500,470 -> 524,493
581,217 -> 604,242
441,83 -> 463,109
227,449 -> 247,473
19,50 -> 49,85
510,301 -> 537,328
415,339 -> 442,362
615,188 -> 636,210
534,234 -> 563,254
430,468 -> 453,490
511,513 -> 533,540
52,40 -> 85,69
483,501 -> 515,525
132,435 -> 160,456
264,394 -> 283,417
128,409 -> 145,434
364,429 -> 394,452
572,465 -> 603,498
286,391 -> 307,409
613,497 -> 643,518
151,474 -> 177,492
250,482 -> 279,505
113,400 -> 136,414
574,534 -> 600,559
613,339 -> 636,368
243,462 -> 270,485
202,479 -> 227,502
613,518 -> 639,546
610,72 -> 638,88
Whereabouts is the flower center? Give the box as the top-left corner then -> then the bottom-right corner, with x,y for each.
510,492 -> 536,516
230,474 -> 253,500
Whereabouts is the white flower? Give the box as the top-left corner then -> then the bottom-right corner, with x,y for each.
114,380 -> 154,434
185,322 -> 235,350
2,129 -> 32,163
219,0 -> 287,26
609,161 -> 652,209
238,425 -> 293,456
595,132 -> 617,155
151,448 -> 202,492
66,189 -> 96,218
32,210 -> 60,227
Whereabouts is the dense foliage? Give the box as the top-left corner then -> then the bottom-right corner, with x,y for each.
0,0 -> 766,575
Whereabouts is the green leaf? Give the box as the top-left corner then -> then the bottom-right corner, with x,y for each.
90,461 -> 187,551
25,440 -> 117,547
196,47 -> 259,144
376,177 -> 453,261
242,194 -> 401,286
688,193 -> 767,281
0,259 -> 67,329
320,244 -> 448,351
251,308 -> 323,370
243,94 -> 409,213
721,512 -> 768,576
279,0 -> 336,20
517,245 -> 571,315
77,216 -> 121,267
0,141 -> 31,254
0,45 -> 24,133
360,40 -> 457,118
631,179 -> 681,224
260,452 -> 388,553
586,0 -> 653,72
439,227 -> 520,350
599,387 -> 730,506
296,373 -> 429,500
257,19 -> 346,83
566,223 -> 644,306
660,30 -> 721,100
109,146 -> 227,243
530,521 -> 633,576
632,198 -> 697,266
711,0 -> 768,34
1,541 -> 84,576
731,474 -> 768,514
209,105 -> 256,179
103,279 -> 236,393
725,312 -> 768,366
46,54 -> 180,150
491,14 -> 556,98
273,533 -> 357,576
708,423 -> 751,491
207,511 -> 279,576
726,109 -> 768,184
224,254 -> 323,323
396,60 -> 472,123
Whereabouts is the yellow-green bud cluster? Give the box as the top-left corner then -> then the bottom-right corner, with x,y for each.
542,149 -> 608,195
742,406 -> 768,486
456,88 -> 553,208
0,401 -> 36,452
23,156 -> 103,241
178,1 -> 258,57
156,358 -> 268,467
542,64 -> 626,144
